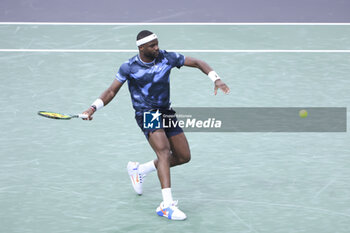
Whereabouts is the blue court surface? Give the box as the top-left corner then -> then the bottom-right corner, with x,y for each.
0,24 -> 350,233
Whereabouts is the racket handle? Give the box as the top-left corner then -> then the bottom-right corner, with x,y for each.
78,114 -> 88,119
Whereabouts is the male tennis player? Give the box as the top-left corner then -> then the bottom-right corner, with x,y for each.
83,30 -> 229,220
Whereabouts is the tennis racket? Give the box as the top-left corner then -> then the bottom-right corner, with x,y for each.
38,111 -> 88,120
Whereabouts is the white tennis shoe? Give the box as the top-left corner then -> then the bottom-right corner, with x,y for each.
127,161 -> 144,195
156,201 -> 187,220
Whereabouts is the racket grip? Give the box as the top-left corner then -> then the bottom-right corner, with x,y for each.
78,114 -> 88,119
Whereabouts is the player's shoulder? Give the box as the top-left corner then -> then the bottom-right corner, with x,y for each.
162,50 -> 183,59
161,49 -> 173,56
119,55 -> 138,72
161,50 -> 184,66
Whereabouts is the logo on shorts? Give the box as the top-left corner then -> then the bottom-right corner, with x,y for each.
143,110 -> 162,129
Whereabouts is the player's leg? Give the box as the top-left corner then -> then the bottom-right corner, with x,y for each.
169,132 -> 191,167
148,129 -> 187,220
148,129 -> 172,188
128,132 -> 190,196
151,132 -> 191,168
127,115 -> 158,195
126,129 -> 168,195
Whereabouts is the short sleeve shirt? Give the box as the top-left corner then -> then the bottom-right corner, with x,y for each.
116,50 -> 185,116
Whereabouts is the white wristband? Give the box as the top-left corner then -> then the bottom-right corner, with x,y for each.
208,71 -> 220,82
91,98 -> 104,111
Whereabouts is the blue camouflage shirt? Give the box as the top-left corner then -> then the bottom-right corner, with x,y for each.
116,50 -> 185,116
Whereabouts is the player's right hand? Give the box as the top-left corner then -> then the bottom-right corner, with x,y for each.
82,108 -> 95,120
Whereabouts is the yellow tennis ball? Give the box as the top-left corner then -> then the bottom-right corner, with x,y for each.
299,109 -> 308,118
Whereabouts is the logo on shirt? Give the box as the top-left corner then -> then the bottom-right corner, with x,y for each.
143,110 -> 162,129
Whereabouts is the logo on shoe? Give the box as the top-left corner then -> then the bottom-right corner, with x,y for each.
161,208 -> 168,217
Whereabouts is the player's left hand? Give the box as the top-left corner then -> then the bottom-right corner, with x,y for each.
214,79 -> 230,95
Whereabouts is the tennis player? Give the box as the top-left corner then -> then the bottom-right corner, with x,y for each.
83,30 -> 230,220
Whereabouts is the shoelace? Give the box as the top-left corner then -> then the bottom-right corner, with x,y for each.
171,200 -> 179,207
138,173 -> 147,184
163,200 -> 179,209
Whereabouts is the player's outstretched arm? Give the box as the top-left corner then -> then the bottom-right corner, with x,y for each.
184,56 -> 230,95
83,79 -> 124,120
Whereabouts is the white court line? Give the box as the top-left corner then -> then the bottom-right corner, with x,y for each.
0,22 -> 350,25
1,23 -> 348,53
0,49 -> 350,53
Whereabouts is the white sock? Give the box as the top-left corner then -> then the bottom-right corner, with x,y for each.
161,188 -> 173,206
139,160 -> 156,175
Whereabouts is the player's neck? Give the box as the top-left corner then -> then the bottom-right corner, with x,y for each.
139,54 -> 155,63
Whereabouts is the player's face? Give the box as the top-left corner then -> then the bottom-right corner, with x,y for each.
142,39 -> 159,60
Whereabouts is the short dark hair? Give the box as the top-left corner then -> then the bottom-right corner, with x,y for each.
136,30 -> 154,41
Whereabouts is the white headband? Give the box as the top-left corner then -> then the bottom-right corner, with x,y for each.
136,34 -> 158,46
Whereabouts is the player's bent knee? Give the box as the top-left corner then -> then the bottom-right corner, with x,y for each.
185,153 -> 191,163
180,152 -> 191,164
